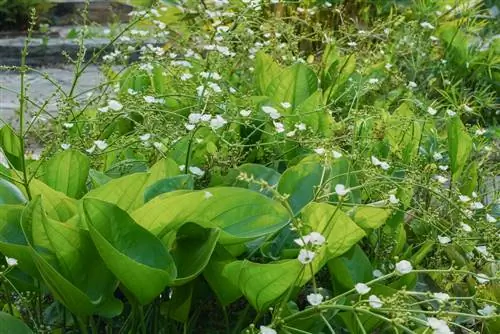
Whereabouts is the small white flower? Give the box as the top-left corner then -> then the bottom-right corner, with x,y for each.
280,102 -> 292,109
476,273 -> 489,284
308,232 -> 326,246
5,256 -> 18,266
210,115 -> 227,130
385,63 -> 393,70
373,269 -> 383,277
180,73 -> 193,81
204,191 -> 213,199
379,162 -> 390,170
388,194 -> 399,204
332,150 -> 342,158
295,123 -> 307,131
335,184 -> 350,197
314,148 -> 326,155
153,142 -> 164,150
185,123 -> 196,131
427,106 -> 438,115
459,195 -> 471,203
61,143 -> 71,150
86,145 -> 96,154
262,106 -> 281,119
108,100 -> 123,111
478,304 -> 496,316
294,235 -> 311,247
486,214 -> 496,223
286,130 -> 296,137
420,22 -> 435,29
63,122 -> 74,129
475,245 -> 489,256
144,96 -> 156,104
438,235 -> 451,244
139,133 -> 151,141
259,326 -> 277,334
240,109 -> 252,117
407,81 -> 418,89
127,88 -> 138,95
273,121 -> 285,133
470,201 -> 484,210
460,223 -> 472,232
347,41 -> 357,47
371,156 -> 390,170
475,128 -> 487,136
446,109 -> 456,117
433,152 -> 443,161
98,106 -> 109,113
434,175 -> 448,184
438,165 -> 448,171
368,78 -> 379,84
298,249 -> 316,264
368,295 -> 383,308
427,318 -> 452,334
463,104 -> 473,112
355,283 -> 371,295
189,166 -> 205,177
306,293 -> 324,306
395,260 -> 412,275
94,140 -> 108,150
433,292 -> 450,302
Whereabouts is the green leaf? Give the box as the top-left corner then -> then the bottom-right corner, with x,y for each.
0,126 -> 22,170
447,117 -> 472,181
162,283 -> 194,323
85,158 -> 179,212
255,52 -> 282,95
170,223 -> 220,286
144,174 -> 194,203
222,164 -> 280,197
21,197 -> 121,317
132,187 -> 290,245
328,157 -> 361,204
266,63 -> 318,109
351,206 -> 392,230
386,103 -> 422,162
41,150 -> 90,199
29,179 -> 77,222
0,178 -> 26,204
328,245 -> 373,293
278,157 -> 324,215
0,311 -> 33,333
83,198 -> 177,305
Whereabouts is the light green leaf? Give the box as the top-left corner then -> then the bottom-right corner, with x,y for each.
351,206 -> 392,230
0,126 -> 22,170
41,150 -> 90,199
144,174 -> 194,203
29,179 -> 77,222
0,178 -> 26,204
328,245 -> 373,293
222,164 -> 281,197
83,198 -> 177,305
447,117 -> 472,181
255,52 -> 282,95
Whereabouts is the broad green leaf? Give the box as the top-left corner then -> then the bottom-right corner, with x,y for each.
21,197 -> 121,317
0,205 -> 38,278
222,164 -> 280,197
447,117 -> 472,181
266,63 -> 318,109
351,206 -> 392,230
85,158 -> 179,212
89,169 -> 113,188
170,223 -> 220,286
0,126 -> 22,170
386,103 -> 422,162
0,311 -> 33,333
255,52 -> 282,94
278,157 -> 324,215
323,53 -> 356,103
83,198 -> 177,305
162,282 -> 194,323
29,179 -> 77,222
41,150 -> 90,199
328,245 -> 373,293
144,174 -> 194,203
328,157 -> 361,204
236,203 -> 365,310
0,178 -> 26,204
132,187 -> 290,245
292,91 -> 333,136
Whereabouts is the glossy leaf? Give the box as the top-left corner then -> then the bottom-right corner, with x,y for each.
83,198 -> 177,305
0,126 -> 22,170
222,163 -> 281,197
328,245 -> 373,293
41,150 -> 90,199
29,179 -> 77,222
0,178 -> 26,204
144,174 -> 194,203
447,117 -> 472,181
351,206 -> 392,230
0,311 -> 33,333
255,52 -> 282,94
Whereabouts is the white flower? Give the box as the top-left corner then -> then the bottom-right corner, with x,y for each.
210,115 -> 227,130
273,121 -> 285,133
427,318 -> 452,334
438,165 -> 448,171
475,245 -> 489,256
139,133 -> 151,141
427,107 -> 438,115
298,249 -> 315,264
94,140 -> 108,150
180,73 -> 193,81
332,150 -> 342,158
314,148 -> 326,155
486,214 -> 496,223
372,269 -> 383,277
368,295 -> 383,308
262,106 -> 281,119
388,194 -> 399,204
240,109 -> 252,117
438,236 -> 451,244
434,175 -> 448,184
127,88 -> 138,95
433,152 -> 443,161
335,184 -> 350,196
98,106 -> 109,113
476,273 -> 489,284
463,104 -> 473,112
188,166 -> 205,177
420,22 -> 435,29
306,293 -> 324,306
478,304 -> 496,316
458,195 -> 471,203
371,156 -> 390,170
153,142 -> 164,150
295,123 -> 307,131
368,78 -> 379,84
286,130 -> 296,137
185,123 -> 196,131
470,202 -> 484,210
385,63 -> 393,70
204,191 -> 213,199
108,100 -> 123,111
308,232 -> 325,246
259,326 -> 277,334
460,223 -> 472,232
144,96 -> 156,104
407,81 -> 417,89
86,145 -> 96,154
5,256 -> 18,266
446,109 -> 456,117
395,260 -> 412,275
347,41 -> 357,47
355,283 -> 371,295
280,102 -> 292,109
294,236 -> 310,247
475,128 -> 486,136
63,122 -> 74,129
433,292 -> 450,302
61,143 -> 71,150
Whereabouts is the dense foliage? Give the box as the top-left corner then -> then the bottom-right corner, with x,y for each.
0,0 -> 499,333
